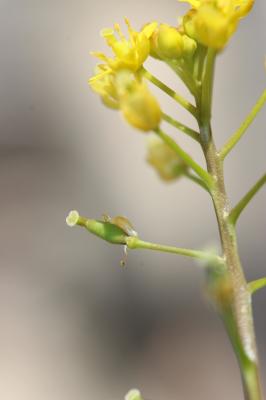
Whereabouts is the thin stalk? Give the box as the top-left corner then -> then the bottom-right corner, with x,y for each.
126,236 -> 223,264
220,89 -> 266,160
167,60 -> 200,98
229,174 -> 266,225
141,67 -> 198,117
198,48 -> 216,144
248,278 -> 266,295
184,170 -> 210,193
162,112 -> 200,142
154,127 -> 214,189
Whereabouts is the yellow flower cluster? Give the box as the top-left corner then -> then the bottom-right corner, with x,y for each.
180,0 -> 254,49
89,19 -> 161,132
89,1 -> 254,131
91,19 -> 157,72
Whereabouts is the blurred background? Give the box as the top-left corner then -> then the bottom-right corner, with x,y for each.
0,1 -> 265,399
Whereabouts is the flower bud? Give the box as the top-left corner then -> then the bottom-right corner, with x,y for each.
146,135 -> 188,181
115,71 -> 161,132
150,24 -> 184,60
156,24 -> 184,59
182,34 -> 197,58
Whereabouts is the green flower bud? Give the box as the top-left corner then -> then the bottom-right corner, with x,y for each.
66,210 -> 129,244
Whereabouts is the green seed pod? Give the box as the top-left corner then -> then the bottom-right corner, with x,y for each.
66,210 -> 129,244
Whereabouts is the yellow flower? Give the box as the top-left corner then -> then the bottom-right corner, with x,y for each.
116,71 -> 162,132
146,135 -> 188,181
89,65 -> 120,109
180,0 -> 254,49
91,19 -> 157,72
89,68 -> 161,132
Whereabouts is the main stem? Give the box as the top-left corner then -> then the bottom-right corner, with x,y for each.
203,137 -> 262,400
198,50 -> 263,400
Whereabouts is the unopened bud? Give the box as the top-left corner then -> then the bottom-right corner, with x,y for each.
156,24 -> 184,59
182,34 -> 197,58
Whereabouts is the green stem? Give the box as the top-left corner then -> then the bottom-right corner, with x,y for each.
162,112 -> 200,142
193,44 -> 208,83
140,67 -> 198,117
203,139 -> 262,400
184,170 -> 210,193
154,127 -> 214,189
167,60 -> 200,98
126,237 -> 223,264
198,48 -> 216,143
229,174 -> 266,225
220,89 -> 266,160
248,278 -> 266,295
198,49 -> 262,400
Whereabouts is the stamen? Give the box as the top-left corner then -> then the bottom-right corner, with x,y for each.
124,17 -> 136,46
90,51 -> 109,63
100,28 -> 114,38
114,23 -> 126,41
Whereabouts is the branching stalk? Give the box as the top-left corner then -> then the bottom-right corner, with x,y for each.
229,174 -> 266,225
248,278 -> 266,295
141,67 -> 198,117
154,127 -> 214,188
184,170 -> 210,193
162,112 -> 200,142
126,237 -> 223,264
220,89 -> 266,160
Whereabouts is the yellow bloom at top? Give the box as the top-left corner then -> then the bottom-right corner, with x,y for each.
91,19 -> 157,72
179,0 -> 254,49
180,0 -> 254,17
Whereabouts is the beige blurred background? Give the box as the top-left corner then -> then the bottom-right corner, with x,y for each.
0,1 -> 265,399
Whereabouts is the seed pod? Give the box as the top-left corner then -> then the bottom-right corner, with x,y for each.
66,210 -> 129,244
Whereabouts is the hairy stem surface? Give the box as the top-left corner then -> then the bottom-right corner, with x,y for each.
202,136 -> 262,400
197,52 -> 263,399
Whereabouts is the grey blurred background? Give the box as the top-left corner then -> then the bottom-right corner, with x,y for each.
0,1 -> 265,399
